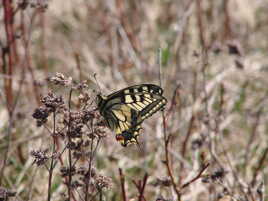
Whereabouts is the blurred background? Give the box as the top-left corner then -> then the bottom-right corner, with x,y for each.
1,0 -> 268,200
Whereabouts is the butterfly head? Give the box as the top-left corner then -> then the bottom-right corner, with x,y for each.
116,134 -> 128,147
116,129 -> 140,147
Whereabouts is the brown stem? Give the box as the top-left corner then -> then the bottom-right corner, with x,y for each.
20,10 -> 41,105
138,173 -> 148,201
0,0 -> 15,187
3,0 -> 14,115
180,163 -> 209,189
179,115 -> 195,186
47,111 -> 56,201
119,168 -> 127,201
223,0 -> 232,40
252,147 -> 268,186
164,136 -> 181,200
115,0 -> 140,51
181,115 -> 195,158
244,108 -> 262,169
132,173 -> 148,201
40,12 -> 49,74
67,89 -> 73,200
196,0 -> 206,48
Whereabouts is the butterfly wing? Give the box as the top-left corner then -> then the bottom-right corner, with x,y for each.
97,84 -> 167,146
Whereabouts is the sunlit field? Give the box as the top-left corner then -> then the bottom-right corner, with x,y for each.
1,1 -> 268,201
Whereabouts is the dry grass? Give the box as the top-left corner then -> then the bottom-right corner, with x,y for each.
1,0 -> 268,200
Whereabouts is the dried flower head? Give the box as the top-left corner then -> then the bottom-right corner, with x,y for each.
211,168 -> 227,181
41,92 -> 64,112
60,166 -> 76,177
30,149 -> 49,166
155,195 -> 170,201
32,107 -> 49,127
0,187 -> 16,200
191,138 -> 203,150
81,110 -> 95,124
202,168 -> 227,183
71,180 -> 83,189
153,178 -> 172,187
94,175 -> 112,190
47,73 -> 72,86
77,166 -> 97,178
17,0 -> 49,11
74,80 -> 89,91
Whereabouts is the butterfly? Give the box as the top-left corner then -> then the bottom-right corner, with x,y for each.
96,84 -> 167,146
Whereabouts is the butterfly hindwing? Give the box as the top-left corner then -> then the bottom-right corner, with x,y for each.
97,84 -> 167,146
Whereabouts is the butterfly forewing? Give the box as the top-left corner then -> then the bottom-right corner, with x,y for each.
97,84 -> 167,146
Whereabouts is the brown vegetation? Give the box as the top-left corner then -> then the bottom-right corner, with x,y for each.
1,0 -> 268,200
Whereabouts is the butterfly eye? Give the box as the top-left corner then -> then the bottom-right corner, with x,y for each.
116,134 -> 127,146
116,135 -> 124,141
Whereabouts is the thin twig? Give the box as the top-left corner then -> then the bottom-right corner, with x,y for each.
85,136 -> 101,201
181,115 -> 195,158
179,115 -> 195,186
67,89 -> 73,201
223,0 -> 232,40
139,173 -> 148,201
164,136 -> 181,200
119,168 -> 127,201
20,10 -> 41,105
196,0 -> 206,48
158,48 -> 181,200
132,173 -> 148,201
180,163 -> 209,189
47,111 -> 56,201
0,0 -> 15,186
3,0 -> 14,114
165,85 -> 180,118
252,147 -> 268,186
244,108 -> 262,169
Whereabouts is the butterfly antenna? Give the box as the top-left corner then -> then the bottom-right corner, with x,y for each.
93,73 -> 102,94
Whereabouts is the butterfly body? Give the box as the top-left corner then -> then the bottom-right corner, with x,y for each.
97,84 -> 167,146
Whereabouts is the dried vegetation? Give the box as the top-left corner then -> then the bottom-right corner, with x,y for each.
1,0 -> 268,200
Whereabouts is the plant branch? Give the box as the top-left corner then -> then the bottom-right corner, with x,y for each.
119,168 -> 127,201
180,163 -> 209,189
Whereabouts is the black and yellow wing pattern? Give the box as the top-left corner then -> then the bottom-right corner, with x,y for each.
96,84 -> 167,146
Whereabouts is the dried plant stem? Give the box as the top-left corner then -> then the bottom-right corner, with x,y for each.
138,174 -> 148,201
223,0 -> 232,40
3,0 -> 14,114
164,135 -> 181,200
158,48 -> 181,200
252,147 -> 268,186
40,13 -> 48,74
179,115 -> 195,186
132,173 -> 149,201
174,0 -> 194,65
20,10 -> 41,105
180,163 -> 209,189
67,89 -> 74,201
47,111 -> 56,201
244,108 -> 262,169
0,0 -> 15,186
119,168 -> 127,201
196,0 -> 206,48
85,137 -> 101,201
116,0 -> 139,52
